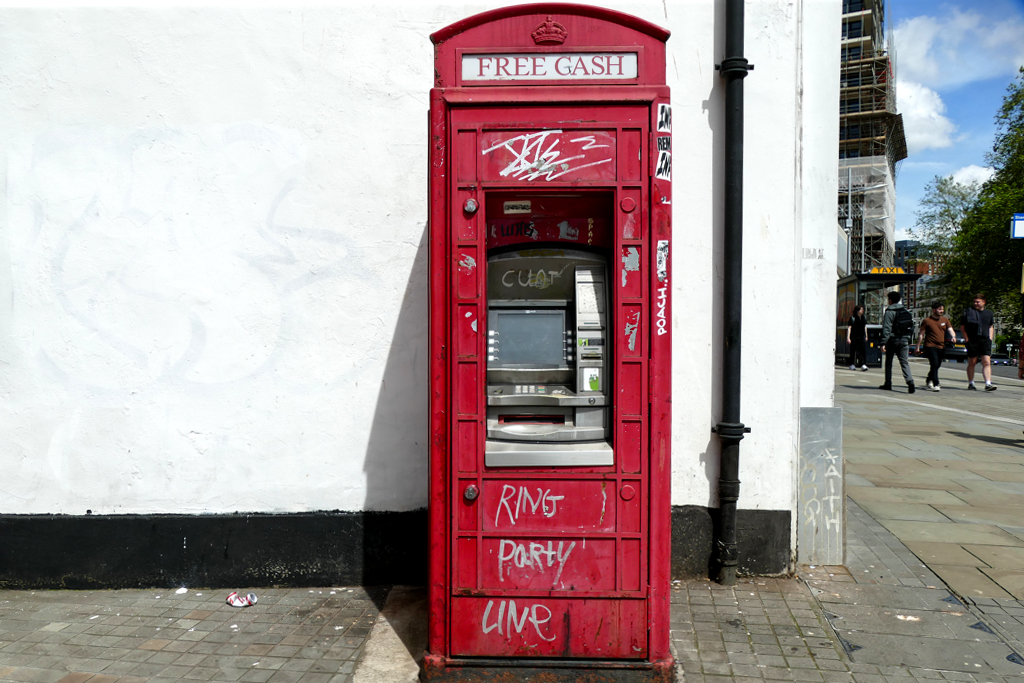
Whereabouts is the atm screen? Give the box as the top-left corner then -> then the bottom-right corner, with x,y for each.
490,310 -> 566,367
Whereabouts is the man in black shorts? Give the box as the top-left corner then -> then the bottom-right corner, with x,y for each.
961,293 -> 996,391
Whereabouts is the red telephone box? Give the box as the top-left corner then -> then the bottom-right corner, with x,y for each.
426,5 -> 672,680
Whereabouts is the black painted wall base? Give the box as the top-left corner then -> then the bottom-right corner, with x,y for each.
0,511 -> 428,590
0,506 -> 790,589
670,506 -> 791,579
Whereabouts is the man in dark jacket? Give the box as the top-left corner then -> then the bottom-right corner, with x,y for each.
880,290 -> 915,393
961,293 -> 996,391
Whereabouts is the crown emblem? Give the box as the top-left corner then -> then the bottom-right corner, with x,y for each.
532,16 -> 567,45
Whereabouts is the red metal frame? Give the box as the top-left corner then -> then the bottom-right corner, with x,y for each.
427,4 -> 671,676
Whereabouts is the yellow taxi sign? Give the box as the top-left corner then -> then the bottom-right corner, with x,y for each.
869,266 -> 906,274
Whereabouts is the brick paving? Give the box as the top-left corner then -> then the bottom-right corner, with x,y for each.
0,586 -> 385,683
671,577 -> 847,682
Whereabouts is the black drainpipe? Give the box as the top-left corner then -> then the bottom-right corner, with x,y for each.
713,0 -> 753,586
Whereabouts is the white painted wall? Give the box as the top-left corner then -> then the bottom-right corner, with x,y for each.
799,0 -> 842,409
0,1 -> 838,517
670,0 -> 841,512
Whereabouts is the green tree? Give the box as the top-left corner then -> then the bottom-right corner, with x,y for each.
909,175 -> 981,263
942,67 -> 1024,326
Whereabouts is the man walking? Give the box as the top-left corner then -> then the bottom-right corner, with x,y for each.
1018,331 -> 1023,380
847,304 -> 869,371
916,301 -> 954,391
880,290 -> 916,393
961,293 -> 996,391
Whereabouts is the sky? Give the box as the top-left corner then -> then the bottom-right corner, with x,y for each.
890,0 -> 1024,239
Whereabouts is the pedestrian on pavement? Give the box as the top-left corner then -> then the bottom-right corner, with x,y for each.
916,300 -> 954,391
880,290 -> 916,394
960,293 -> 996,391
847,304 -> 869,371
1018,331 -> 1024,380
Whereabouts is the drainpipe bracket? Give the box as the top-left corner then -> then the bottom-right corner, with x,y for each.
715,539 -> 739,565
712,422 -> 750,443
715,57 -> 754,78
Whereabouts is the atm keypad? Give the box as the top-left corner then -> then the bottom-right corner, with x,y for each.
488,385 -> 570,396
513,385 -> 549,394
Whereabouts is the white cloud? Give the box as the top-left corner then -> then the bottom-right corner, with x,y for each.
951,164 -> 995,185
897,80 -> 956,154
894,7 -> 1024,91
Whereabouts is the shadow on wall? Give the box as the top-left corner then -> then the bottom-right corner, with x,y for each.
696,0 -> 729,544
361,222 -> 430,601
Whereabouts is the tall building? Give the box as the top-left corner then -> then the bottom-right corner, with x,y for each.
894,239 -> 934,319
838,0 -> 907,281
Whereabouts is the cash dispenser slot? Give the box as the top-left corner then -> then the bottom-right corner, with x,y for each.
484,246 -> 612,467
499,414 -> 566,425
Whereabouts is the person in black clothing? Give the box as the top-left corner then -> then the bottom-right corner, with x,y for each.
960,292 -> 996,391
846,304 -> 869,370
880,291 -> 915,393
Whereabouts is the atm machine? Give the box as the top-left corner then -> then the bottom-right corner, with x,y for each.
485,240 -> 613,466
426,6 -> 673,675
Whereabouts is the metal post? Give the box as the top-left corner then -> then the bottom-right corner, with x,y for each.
861,210 -> 866,273
713,0 -> 753,586
847,166 -> 853,275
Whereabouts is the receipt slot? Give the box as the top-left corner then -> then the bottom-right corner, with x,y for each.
426,6 -> 673,681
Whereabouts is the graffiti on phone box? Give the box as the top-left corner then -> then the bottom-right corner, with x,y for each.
491,221 -> 538,239
482,599 -> 556,642
495,485 -> 565,526
482,130 -> 613,182
498,539 -> 576,584
656,286 -> 668,336
499,268 -> 565,290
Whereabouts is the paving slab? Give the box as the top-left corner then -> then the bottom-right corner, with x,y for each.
854,502 -> 950,523
979,570 -> 1024,601
848,474 -> 878,487
963,545 -> 1024,569
915,461 -> 1024,473
877,521 -> 1021,547
916,561 -> 1016,601
903,543 -> 990,568
932,505 -> 1024,528
959,480 -> 1024,496
806,582 -> 967,613
818,604 -> 999,641
859,477 -> 971,492
830,630 -> 1020,674
847,487 -> 969,506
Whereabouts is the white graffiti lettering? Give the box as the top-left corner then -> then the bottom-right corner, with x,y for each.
497,539 -> 576,585
656,286 -> 668,336
500,268 -> 563,290
801,447 -> 843,561
481,600 -> 556,642
496,484 -> 565,526
482,130 -> 612,182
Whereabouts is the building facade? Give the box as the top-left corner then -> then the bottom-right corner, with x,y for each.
0,1 -> 841,587
837,0 -> 907,325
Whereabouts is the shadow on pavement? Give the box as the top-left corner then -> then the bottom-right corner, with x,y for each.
353,585 -> 428,683
947,431 -> 1024,447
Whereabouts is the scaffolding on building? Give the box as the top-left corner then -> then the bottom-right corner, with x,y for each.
838,157 -> 895,268
837,0 -> 907,287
